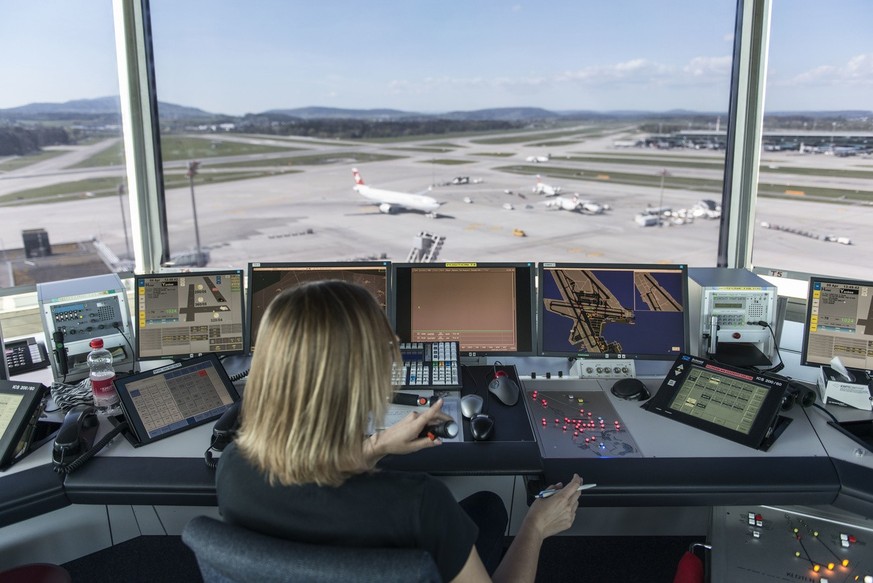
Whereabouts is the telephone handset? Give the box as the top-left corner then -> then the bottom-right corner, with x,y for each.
52,405 -> 127,473
205,401 -> 241,469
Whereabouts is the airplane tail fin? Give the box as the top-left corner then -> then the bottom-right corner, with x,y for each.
352,168 -> 365,186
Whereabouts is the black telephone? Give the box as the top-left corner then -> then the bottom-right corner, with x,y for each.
5,337 -> 50,376
52,405 -> 99,469
205,401 -> 241,469
52,405 -> 127,473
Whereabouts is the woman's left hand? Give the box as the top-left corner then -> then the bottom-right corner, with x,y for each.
366,399 -> 453,463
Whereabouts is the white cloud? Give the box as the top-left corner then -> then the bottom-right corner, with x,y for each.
784,53 -> 873,86
683,56 -> 732,77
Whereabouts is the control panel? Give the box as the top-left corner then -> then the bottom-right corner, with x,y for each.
710,505 -> 872,583
37,273 -> 134,381
392,341 -> 462,389
573,358 -> 636,380
49,296 -> 125,342
523,381 -> 642,458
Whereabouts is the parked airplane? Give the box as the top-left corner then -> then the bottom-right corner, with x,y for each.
543,195 -> 606,215
352,168 -> 442,217
532,175 -> 561,196
526,154 -> 550,163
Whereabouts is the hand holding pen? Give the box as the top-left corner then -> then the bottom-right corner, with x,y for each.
526,473 -> 586,539
536,482 -> 597,498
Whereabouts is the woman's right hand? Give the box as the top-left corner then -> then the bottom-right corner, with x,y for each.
365,399 -> 453,464
525,473 -> 583,538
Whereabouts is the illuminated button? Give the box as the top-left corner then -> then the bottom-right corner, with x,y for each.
752,531 -> 760,538
813,564 -> 821,573
827,562 -> 835,570
848,535 -> 857,543
841,559 -> 849,567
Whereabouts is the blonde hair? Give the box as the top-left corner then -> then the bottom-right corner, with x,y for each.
236,280 -> 398,487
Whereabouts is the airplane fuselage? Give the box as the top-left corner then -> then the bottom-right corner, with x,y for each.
354,184 -> 442,214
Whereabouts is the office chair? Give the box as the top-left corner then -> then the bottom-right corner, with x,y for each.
182,515 -> 442,583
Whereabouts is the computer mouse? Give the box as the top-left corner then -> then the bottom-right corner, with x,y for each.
610,378 -> 650,401
470,414 -> 494,441
460,394 -> 484,419
488,376 -> 519,406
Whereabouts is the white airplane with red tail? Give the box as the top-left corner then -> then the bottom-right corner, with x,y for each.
352,168 -> 442,218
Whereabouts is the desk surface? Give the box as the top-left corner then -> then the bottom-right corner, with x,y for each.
2,364 -> 872,528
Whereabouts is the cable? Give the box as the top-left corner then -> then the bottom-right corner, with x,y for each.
229,369 -> 249,382
112,322 -> 136,375
747,320 -> 785,374
812,402 -> 840,425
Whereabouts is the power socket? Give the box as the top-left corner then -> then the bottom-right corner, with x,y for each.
571,359 -> 636,379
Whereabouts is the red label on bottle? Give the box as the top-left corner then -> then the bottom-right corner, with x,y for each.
92,375 -> 119,406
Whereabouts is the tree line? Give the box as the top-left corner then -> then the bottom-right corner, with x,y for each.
0,126 -> 70,156
234,116 -> 523,139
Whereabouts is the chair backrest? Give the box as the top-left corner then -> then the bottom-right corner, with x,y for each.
181,515 -> 443,583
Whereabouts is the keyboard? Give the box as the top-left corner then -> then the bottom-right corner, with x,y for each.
392,341 -> 462,389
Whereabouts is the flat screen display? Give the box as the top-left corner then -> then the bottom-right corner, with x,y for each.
135,270 -> 246,360
392,263 -> 536,357
644,354 -> 788,450
113,354 -> 240,445
802,276 -> 873,372
247,262 -> 390,353
538,263 -> 688,360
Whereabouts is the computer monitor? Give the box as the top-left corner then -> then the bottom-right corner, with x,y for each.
801,276 -> 873,373
135,270 -> 246,360
538,263 -> 689,360
392,262 -> 536,357
246,262 -> 390,353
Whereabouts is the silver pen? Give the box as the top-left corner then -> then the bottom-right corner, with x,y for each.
535,483 -> 597,499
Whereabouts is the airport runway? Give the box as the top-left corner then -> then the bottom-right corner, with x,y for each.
1,128 -> 871,280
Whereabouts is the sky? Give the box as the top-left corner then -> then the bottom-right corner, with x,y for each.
0,1 -> 870,115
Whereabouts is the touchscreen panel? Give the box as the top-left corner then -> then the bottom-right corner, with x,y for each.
644,354 -> 789,450
114,354 -> 239,445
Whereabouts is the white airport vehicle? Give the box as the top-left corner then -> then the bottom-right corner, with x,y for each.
352,168 -> 442,218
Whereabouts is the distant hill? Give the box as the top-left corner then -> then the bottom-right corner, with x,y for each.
0,96 -> 217,121
262,106 -> 418,120
1,97 -> 869,126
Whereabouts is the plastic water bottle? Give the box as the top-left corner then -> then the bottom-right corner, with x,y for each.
87,338 -> 120,414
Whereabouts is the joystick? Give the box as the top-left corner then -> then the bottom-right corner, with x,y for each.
420,420 -> 459,441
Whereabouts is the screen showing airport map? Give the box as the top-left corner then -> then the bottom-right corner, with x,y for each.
539,264 -> 688,359
136,270 -> 245,360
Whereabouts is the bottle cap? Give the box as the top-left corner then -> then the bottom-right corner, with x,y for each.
89,338 -> 104,349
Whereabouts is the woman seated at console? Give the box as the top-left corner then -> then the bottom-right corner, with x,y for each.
216,280 -> 583,583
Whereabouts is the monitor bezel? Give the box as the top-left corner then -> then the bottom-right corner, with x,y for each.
134,269 -> 247,361
391,262 -> 537,358
246,261 -> 392,354
537,262 -> 689,360
800,275 -> 873,373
